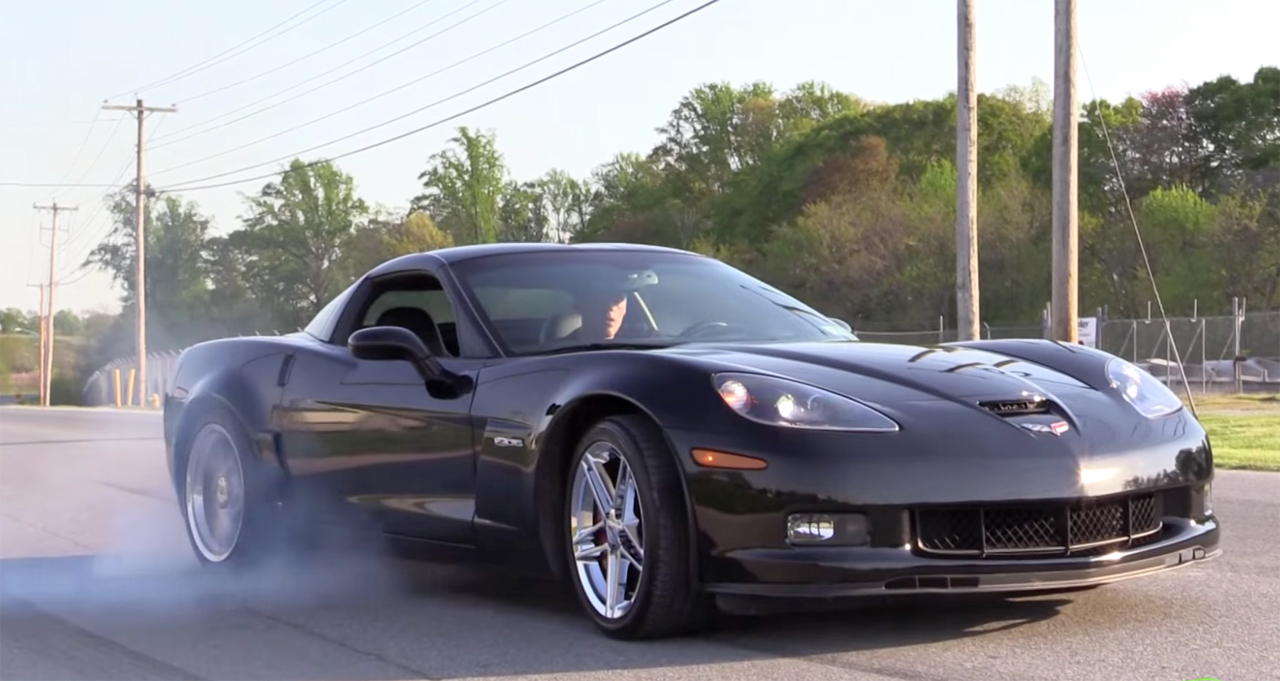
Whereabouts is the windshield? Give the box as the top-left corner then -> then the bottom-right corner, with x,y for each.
449,249 -> 856,355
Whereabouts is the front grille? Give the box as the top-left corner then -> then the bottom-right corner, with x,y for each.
915,493 -> 1163,558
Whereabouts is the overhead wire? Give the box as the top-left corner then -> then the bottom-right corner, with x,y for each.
176,0 -> 440,105
0,117 -> 110,128
147,0 -> 616,178
1079,48 -> 1198,418
107,0 -> 343,99
148,0 -> 506,149
40,109 -> 106,202
0,181 -> 125,188
158,0 -> 717,193
63,115 -> 127,199
53,158 -> 134,282
53,114 -> 168,282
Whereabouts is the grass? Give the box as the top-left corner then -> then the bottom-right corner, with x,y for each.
1184,393 -> 1280,471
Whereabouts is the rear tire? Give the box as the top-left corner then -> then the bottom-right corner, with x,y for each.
563,415 -> 713,639
177,405 -> 284,569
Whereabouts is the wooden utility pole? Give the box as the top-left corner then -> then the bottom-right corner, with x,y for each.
955,0 -> 980,341
28,283 -> 47,405
33,200 -> 77,406
1050,0 -> 1079,342
102,98 -> 176,408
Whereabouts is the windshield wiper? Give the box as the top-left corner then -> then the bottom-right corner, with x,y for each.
532,340 -> 680,356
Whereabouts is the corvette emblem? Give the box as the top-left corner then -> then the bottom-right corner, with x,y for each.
1021,421 -> 1070,436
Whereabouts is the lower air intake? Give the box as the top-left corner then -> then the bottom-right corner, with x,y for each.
914,492 -> 1162,558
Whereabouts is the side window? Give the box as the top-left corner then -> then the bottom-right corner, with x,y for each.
356,275 -> 461,357
362,289 -> 456,327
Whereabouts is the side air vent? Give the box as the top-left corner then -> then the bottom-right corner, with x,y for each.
978,396 -> 1051,416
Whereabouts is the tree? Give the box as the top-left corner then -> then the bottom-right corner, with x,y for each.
413,127 -> 507,245
84,185 -> 216,349
236,159 -> 370,330
537,169 -> 591,243
1185,66 -> 1280,185
0,308 -> 28,334
339,210 -> 454,285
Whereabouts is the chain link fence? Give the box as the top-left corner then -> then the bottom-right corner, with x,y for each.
854,308 -> 1279,395
81,351 -> 182,408
1094,309 -> 1279,394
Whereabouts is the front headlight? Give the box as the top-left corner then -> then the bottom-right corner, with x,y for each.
1106,358 -> 1183,418
713,373 -> 899,432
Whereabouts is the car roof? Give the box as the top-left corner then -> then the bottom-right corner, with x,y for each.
379,241 -> 703,271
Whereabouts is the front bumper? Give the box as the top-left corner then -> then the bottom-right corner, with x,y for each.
703,515 -> 1220,601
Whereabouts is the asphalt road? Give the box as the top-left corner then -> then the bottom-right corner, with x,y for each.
1,407 -> 1276,681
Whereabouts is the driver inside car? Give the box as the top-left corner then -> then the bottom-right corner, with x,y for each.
542,285 -> 654,346
577,287 -> 630,341
539,270 -> 663,347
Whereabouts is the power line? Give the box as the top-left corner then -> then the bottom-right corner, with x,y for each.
177,0 -> 439,104
50,117 -> 169,280
0,181 -> 126,188
147,0 -> 614,178
61,115 -> 128,200
55,157 -> 136,271
0,117 -> 124,128
107,0 -> 344,99
40,110 -> 106,202
149,0 -> 506,149
159,0 -> 714,193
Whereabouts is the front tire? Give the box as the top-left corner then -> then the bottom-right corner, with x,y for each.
178,406 -> 282,568
564,415 -> 712,639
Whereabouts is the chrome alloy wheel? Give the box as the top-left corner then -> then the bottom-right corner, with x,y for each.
569,441 -> 646,620
184,423 -> 246,562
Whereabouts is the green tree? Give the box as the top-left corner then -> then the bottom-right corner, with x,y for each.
339,210 -> 454,285
1185,66 -> 1280,183
413,127 -> 507,244
236,159 -> 370,330
0,308 -> 28,334
84,186 -> 215,349
537,169 -> 591,243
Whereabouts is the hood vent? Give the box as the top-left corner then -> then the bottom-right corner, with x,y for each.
978,396 -> 1051,416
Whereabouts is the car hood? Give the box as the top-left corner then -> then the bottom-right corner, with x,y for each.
664,340 -> 1097,408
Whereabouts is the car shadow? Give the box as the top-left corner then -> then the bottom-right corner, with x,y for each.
0,548 -> 1077,680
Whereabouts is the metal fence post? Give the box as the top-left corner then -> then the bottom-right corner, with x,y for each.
1233,297 -> 1242,394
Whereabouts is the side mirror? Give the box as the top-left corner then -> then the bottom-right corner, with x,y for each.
349,326 -> 447,383
828,317 -> 853,332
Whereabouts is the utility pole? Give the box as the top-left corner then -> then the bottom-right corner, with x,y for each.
1050,0 -> 1079,342
27,283 -> 47,405
33,200 -> 77,406
102,98 -> 176,408
955,0 -> 980,341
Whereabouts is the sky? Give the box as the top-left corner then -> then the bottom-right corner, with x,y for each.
2,0 -> 1277,315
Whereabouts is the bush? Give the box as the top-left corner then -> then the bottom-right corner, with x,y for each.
48,372 -> 81,406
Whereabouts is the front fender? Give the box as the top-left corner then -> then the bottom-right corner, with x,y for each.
168,350 -> 292,494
